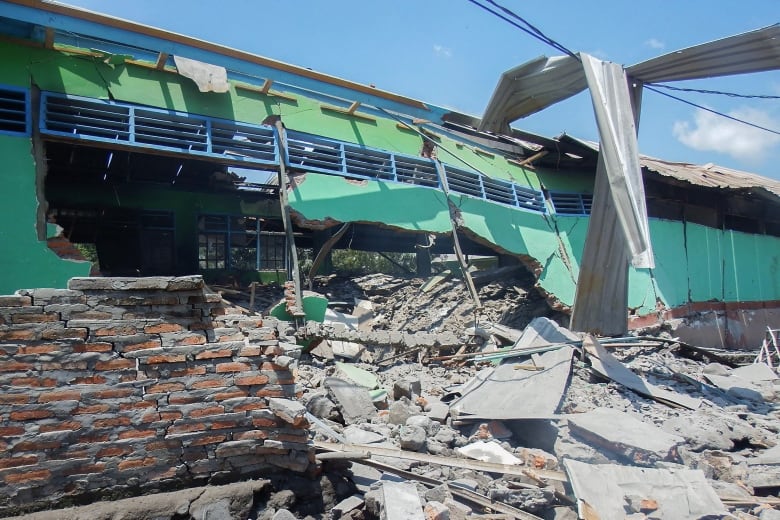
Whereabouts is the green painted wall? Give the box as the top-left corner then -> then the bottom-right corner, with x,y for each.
290,173 -> 780,314
0,136 -> 90,294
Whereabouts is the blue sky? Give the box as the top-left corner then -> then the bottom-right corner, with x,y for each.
61,0 -> 780,180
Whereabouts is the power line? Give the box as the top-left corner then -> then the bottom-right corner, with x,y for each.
466,0 -> 780,137
645,85 -> 780,136
646,82 -> 780,100
465,0 -> 579,60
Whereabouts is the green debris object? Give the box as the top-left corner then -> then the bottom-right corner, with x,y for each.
369,388 -> 388,402
269,293 -> 328,322
335,361 -> 379,389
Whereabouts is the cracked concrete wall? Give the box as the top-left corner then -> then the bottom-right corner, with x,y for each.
0,276 -> 312,516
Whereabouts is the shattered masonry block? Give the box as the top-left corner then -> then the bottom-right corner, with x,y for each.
0,295 -> 33,307
268,398 -> 308,428
18,289 -> 86,306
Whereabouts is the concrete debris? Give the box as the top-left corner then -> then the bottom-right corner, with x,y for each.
564,460 -> 727,519
567,407 -> 685,466
19,273 -> 780,519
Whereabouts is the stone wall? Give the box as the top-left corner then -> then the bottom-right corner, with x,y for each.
0,276 -> 311,516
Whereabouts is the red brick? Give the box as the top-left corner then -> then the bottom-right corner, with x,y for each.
144,323 -> 184,333
40,421 -> 82,432
93,388 -> 135,399
95,359 -> 135,370
93,417 -> 131,428
0,361 -> 34,372
212,419 -> 241,430
10,409 -> 53,421
232,402 -> 267,413
216,362 -> 250,373
251,418 -> 278,428
147,382 -> 185,393
73,404 -> 111,414
189,406 -> 224,418
0,295 -> 31,307
177,335 -> 206,346
12,313 -> 59,324
73,342 -> 113,353
12,439 -> 61,451
168,422 -> 207,434
195,350 -> 233,360
0,456 -> 38,469
146,354 -> 186,364
97,446 -> 133,458
123,340 -> 162,352
214,390 -> 247,401
237,430 -> 269,440
145,440 -> 181,451
190,379 -> 223,389
236,374 -> 270,386
10,377 -> 57,387
0,426 -> 24,436
118,457 -> 156,471
190,434 -> 226,446
170,366 -> 207,377
38,390 -> 81,403
17,344 -> 59,354
94,325 -> 137,336
256,388 -> 287,398
77,432 -> 110,443
239,346 -> 263,356
141,410 -> 182,423
119,401 -> 154,411
264,345 -> 285,356
71,375 -> 107,384
4,469 -> 50,483
117,429 -> 155,440
0,394 -> 29,404
168,395 -> 199,405
0,330 -> 36,341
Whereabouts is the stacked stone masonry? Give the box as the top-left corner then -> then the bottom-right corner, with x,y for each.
0,276 -> 312,516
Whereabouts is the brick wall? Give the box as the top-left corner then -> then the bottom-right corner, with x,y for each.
0,276 -> 312,515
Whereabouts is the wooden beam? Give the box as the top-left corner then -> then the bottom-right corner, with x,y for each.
233,81 -> 298,102
508,150 -> 548,168
346,100 -> 361,114
44,27 -> 55,49
320,103 -> 377,122
155,51 -> 168,70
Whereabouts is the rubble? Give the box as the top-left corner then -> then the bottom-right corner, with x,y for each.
7,272 -> 779,519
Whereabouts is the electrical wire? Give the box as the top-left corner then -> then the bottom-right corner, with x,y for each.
646,83 -> 780,100
467,0 -> 780,136
645,85 -> 780,136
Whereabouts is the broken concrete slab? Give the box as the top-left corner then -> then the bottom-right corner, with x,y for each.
449,346 -> 574,420
344,425 -> 386,445
564,460 -> 727,520
329,339 -> 365,360
750,445 -> 780,466
323,377 -> 377,425
567,407 -> 684,466
332,495 -> 364,518
380,481 -> 424,520
268,397 -> 308,428
584,335 -> 701,409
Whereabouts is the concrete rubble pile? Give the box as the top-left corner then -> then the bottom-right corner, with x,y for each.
6,272 -> 780,520
276,272 -> 778,520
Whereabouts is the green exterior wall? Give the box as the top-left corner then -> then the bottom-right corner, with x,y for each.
0,136 -> 90,294
0,39 -> 776,313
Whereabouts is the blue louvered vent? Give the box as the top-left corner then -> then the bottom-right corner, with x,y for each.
482,175 -> 517,206
344,145 -> 395,182
40,93 -> 277,166
445,166 -> 483,198
514,185 -> 547,212
393,155 -> 438,187
0,87 -> 30,136
550,192 -> 593,215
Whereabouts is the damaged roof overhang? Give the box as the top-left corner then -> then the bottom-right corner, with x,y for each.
478,24 -> 780,135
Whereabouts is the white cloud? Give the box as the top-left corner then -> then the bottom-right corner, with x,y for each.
673,107 -> 780,161
433,44 -> 452,58
644,38 -> 665,50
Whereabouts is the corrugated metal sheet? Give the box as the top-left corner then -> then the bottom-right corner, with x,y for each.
627,24 -> 780,83
479,25 -> 780,131
639,157 -> 780,199
559,134 -> 780,199
478,55 -> 585,134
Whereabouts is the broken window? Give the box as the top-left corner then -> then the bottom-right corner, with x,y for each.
197,215 -> 286,271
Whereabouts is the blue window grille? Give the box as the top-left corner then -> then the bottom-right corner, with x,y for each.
0,86 -> 30,136
549,192 -> 593,215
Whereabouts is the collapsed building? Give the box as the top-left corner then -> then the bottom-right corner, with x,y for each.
0,1 -> 777,347
0,1 -> 779,519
